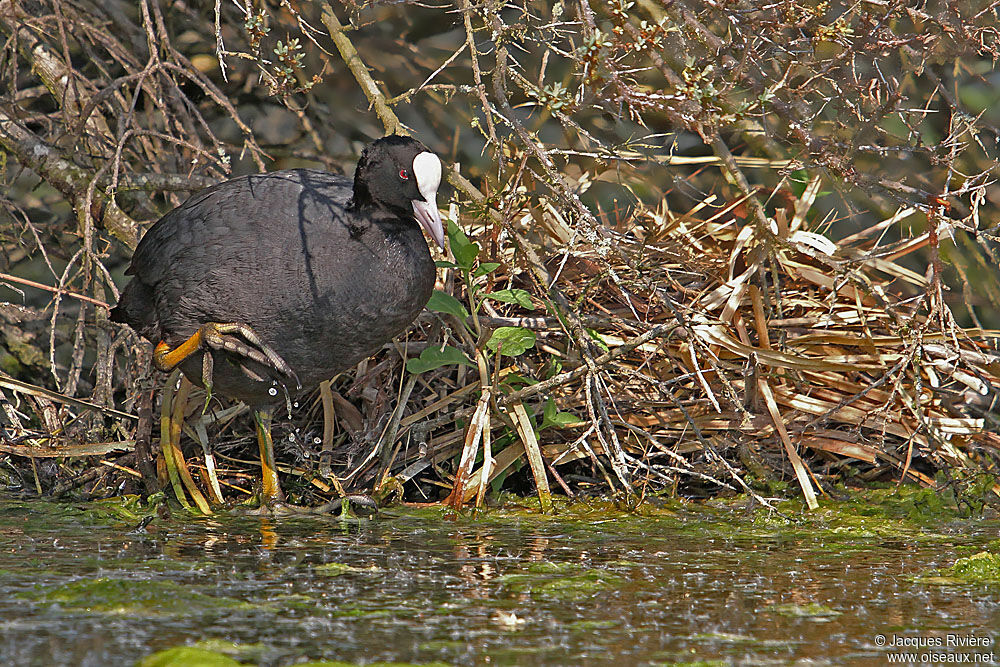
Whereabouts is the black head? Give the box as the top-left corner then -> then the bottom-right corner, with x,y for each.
352,135 -> 445,248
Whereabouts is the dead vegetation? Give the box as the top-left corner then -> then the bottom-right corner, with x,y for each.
1,1 -> 999,511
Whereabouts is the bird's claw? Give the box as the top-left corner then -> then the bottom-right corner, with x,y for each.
203,323 -> 297,388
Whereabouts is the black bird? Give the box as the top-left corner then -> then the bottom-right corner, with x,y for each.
111,135 -> 444,504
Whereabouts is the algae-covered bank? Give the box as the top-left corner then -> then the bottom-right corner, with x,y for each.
0,490 -> 997,665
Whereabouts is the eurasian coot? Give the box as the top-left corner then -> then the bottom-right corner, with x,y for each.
111,135 -> 445,503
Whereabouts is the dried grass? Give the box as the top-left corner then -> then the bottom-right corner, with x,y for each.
9,180 -> 997,511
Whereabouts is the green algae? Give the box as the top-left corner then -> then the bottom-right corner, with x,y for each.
0,499 -> 109,529
139,647 -> 244,667
648,654 -> 728,667
294,663 -> 450,667
314,562 -> 381,576
327,606 -> 395,619
920,551 -> 1000,585
87,494 -> 161,524
29,482 -> 989,544
735,487 -> 979,549
950,551 -> 1000,583
20,577 -> 253,615
498,566 -> 627,600
189,639 -> 269,664
766,602 -> 842,618
568,619 -> 619,631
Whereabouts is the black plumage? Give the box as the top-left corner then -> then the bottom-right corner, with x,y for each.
110,136 -> 444,501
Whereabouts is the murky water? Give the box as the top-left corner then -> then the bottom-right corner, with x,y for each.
0,497 -> 997,666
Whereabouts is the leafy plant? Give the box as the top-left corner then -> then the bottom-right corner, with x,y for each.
405,345 -> 475,374
541,398 -> 582,430
413,220 -> 539,377
486,327 -> 536,357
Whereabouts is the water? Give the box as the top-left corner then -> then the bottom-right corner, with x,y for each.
0,497 -> 997,665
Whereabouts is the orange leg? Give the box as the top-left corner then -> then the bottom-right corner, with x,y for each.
254,409 -> 285,504
154,334 -> 204,373
153,322 -> 298,386
155,323 -> 294,507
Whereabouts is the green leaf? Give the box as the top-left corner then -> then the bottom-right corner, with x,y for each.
406,345 -> 475,374
501,372 -> 538,387
473,262 -> 501,277
447,219 -> 470,245
789,169 -> 811,198
427,290 -> 469,321
586,328 -> 610,353
447,220 -> 480,270
485,288 -> 534,310
435,260 -> 457,269
486,326 -> 536,356
550,415 -> 582,429
541,397 -> 583,430
454,243 -> 480,270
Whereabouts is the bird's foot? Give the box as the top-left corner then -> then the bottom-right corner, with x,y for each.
154,322 -> 300,390
202,322 -> 300,389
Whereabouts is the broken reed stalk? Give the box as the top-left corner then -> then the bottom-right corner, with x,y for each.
510,401 -> 553,512
758,378 -> 818,510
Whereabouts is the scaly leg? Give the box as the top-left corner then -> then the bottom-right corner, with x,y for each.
155,323 -> 292,505
153,322 -> 300,403
254,408 -> 285,504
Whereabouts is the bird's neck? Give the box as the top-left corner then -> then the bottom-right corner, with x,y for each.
349,184 -> 409,223
349,180 -> 375,211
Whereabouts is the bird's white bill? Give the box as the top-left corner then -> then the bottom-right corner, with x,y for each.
412,198 -> 445,249
413,151 -> 441,201
412,151 -> 445,248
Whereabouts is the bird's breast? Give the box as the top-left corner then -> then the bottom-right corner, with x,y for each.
260,222 -> 434,384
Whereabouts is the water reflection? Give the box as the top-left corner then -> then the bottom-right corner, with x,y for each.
0,501 -> 996,665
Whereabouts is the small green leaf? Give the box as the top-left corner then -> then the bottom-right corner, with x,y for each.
550,413 -> 581,427
435,260 -> 457,269
447,220 -> 479,270
454,243 -> 480,270
427,290 -> 469,321
586,328 -> 610,353
501,372 -> 538,388
541,397 -> 582,430
789,169 -> 813,198
473,262 -> 501,277
485,288 -> 534,310
406,345 -> 475,374
447,219 -> 471,245
486,326 -> 536,356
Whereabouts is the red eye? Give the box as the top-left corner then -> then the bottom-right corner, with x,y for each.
399,169 -> 409,180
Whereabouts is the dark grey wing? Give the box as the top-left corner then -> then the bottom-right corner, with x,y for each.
127,178 -> 249,285
124,170 -> 354,343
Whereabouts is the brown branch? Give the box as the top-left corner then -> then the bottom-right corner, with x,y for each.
0,111 -> 140,248
0,272 -> 110,309
319,3 -> 403,136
